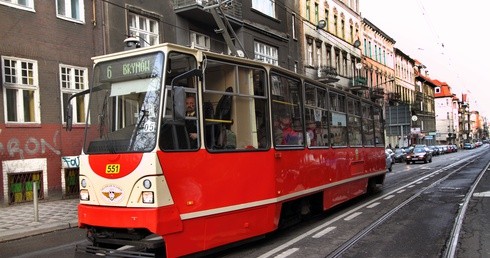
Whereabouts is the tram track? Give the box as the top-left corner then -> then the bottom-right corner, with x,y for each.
326,153 -> 482,258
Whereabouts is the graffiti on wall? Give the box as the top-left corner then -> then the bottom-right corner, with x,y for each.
0,130 -> 61,159
61,156 -> 80,168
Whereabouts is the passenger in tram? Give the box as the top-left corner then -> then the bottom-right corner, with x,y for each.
306,120 -> 318,146
185,95 -> 198,148
276,114 -> 300,145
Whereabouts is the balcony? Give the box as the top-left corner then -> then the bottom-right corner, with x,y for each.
173,0 -> 243,26
317,65 -> 339,83
371,87 -> 384,100
350,76 -> 368,91
388,92 -> 401,101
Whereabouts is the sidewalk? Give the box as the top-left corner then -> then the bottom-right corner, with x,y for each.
0,198 -> 79,242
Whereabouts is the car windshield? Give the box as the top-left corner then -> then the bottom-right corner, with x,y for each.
413,147 -> 425,153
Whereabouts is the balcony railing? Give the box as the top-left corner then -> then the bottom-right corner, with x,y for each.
388,92 -> 401,101
371,87 -> 385,100
317,65 -> 339,83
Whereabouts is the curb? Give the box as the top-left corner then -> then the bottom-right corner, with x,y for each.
0,219 -> 79,243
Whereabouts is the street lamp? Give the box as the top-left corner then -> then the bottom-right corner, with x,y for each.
316,20 -> 327,30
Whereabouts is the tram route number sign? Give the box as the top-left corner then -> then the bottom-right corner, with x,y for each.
97,53 -> 162,83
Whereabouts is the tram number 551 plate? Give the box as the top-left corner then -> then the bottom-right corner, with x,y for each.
106,164 -> 120,174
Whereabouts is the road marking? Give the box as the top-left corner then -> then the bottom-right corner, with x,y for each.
397,189 -> 406,193
384,195 -> 395,200
367,202 -> 380,208
344,212 -> 362,221
312,226 -> 336,238
274,248 -> 299,258
473,191 -> 490,197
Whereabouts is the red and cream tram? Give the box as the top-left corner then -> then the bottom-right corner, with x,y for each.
67,43 -> 386,257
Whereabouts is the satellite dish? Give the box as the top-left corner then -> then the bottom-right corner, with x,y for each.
355,63 -> 363,70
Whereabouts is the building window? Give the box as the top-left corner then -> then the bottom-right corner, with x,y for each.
291,13 -> 296,39
334,15 -> 338,35
190,31 -> 210,50
128,12 -> 159,47
254,41 -> 278,65
305,0 -> 310,21
2,56 -> 40,123
341,19 -> 345,39
0,0 -> 34,10
314,3 -> 319,25
60,64 -> 88,124
307,40 -> 313,66
324,9 -> 329,31
316,46 -> 322,67
56,0 -> 85,22
252,0 -> 275,18
350,25 -> 354,43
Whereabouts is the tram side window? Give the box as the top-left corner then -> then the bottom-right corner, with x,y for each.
160,52 -> 199,151
304,83 -> 329,147
373,106 -> 385,146
203,59 -> 267,151
271,73 -> 303,147
347,97 -> 362,146
362,103 -> 375,146
329,92 -> 347,147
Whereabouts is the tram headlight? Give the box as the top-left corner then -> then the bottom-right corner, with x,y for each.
142,191 -> 154,204
80,189 -> 90,201
81,179 -> 87,188
143,179 -> 152,189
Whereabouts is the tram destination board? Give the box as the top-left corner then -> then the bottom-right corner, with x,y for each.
96,52 -> 162,83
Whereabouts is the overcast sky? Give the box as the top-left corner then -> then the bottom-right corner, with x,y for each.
360,0 -> 490,117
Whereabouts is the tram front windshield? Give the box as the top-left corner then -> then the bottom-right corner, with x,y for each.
83,52 -> 164,154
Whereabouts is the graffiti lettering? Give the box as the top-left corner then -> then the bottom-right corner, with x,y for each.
62,156 -> 80,168
0,131 -> 62,159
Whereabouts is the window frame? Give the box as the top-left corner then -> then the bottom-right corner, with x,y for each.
202,59 -> 268,151
128,12 -> 159,47
271,71 -> 304,148
56,0 -> 85,23
304,82 -> 329,148
59,64 -> 89,125
254,41 -> 278,66
0,0 -> 34,11
252,0 -> 276,18
2,56 -> 40,124
190,31 -> 210,50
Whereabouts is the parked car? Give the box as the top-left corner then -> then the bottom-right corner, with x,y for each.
428,145 -> 440,156
406,147 -> 433,164
386,150 -> 394,172
463,142 -> 473,149
393,148 -> 406,163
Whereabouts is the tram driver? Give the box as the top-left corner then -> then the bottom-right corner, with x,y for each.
185,95 -> 198,148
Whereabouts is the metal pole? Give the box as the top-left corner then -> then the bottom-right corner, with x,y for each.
33,181 -> 39,222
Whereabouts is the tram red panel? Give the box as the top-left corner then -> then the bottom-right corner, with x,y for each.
88,153 -> 143,179
78,203 -> 182,235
